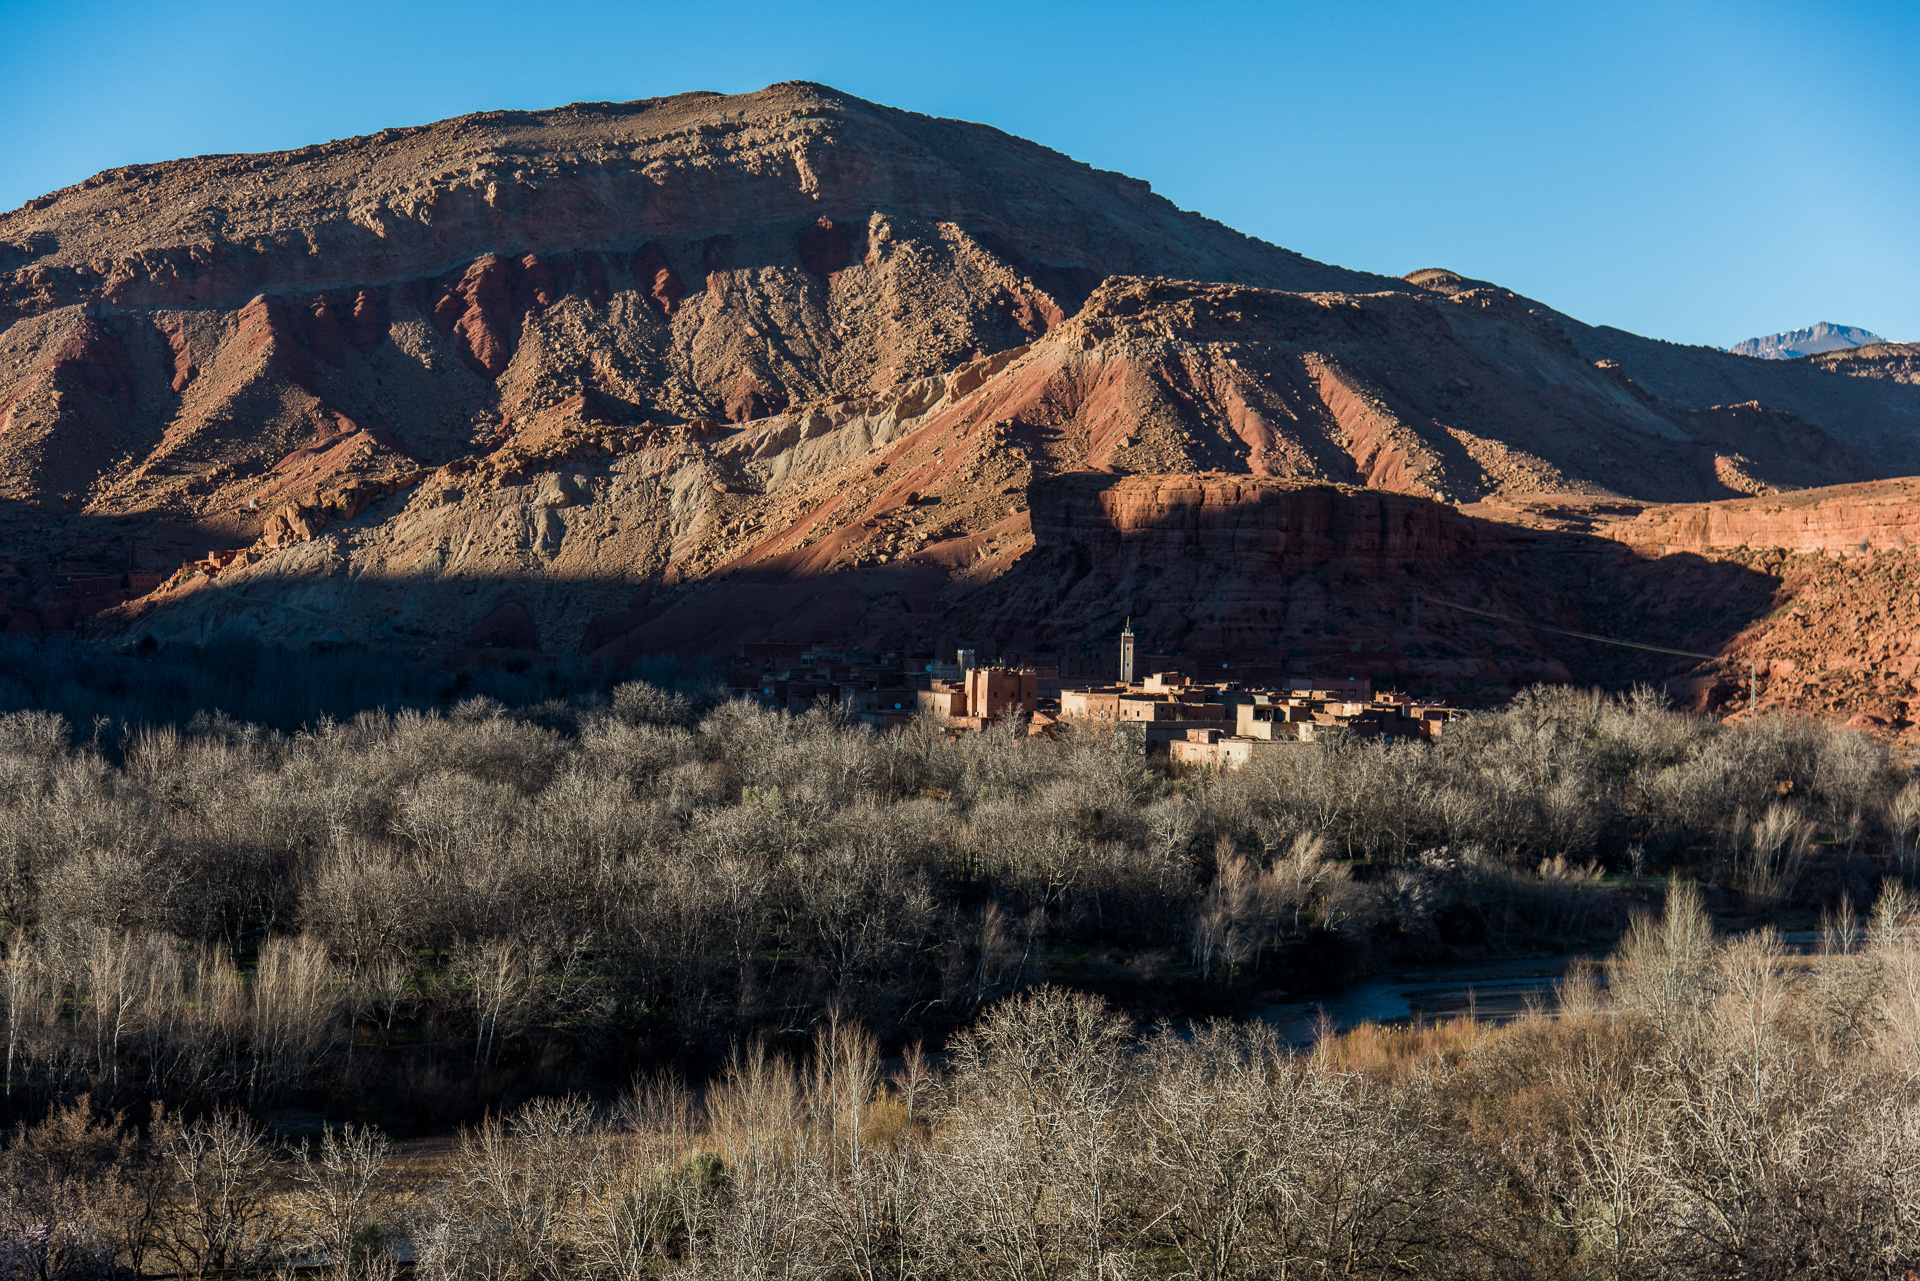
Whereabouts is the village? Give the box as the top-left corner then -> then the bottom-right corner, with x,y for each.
725,623 -> 1467,769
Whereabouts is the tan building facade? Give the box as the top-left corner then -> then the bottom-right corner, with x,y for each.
967,667 -> 1037,720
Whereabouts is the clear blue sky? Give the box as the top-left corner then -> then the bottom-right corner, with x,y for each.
1,0 -> 1913,348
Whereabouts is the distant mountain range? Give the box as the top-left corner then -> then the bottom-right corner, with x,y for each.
1730,322 -> 1888,359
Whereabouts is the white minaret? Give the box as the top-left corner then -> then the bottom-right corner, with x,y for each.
1118,618 -> 1135,686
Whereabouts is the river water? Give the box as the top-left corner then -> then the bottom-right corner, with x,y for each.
1254,930 -> 1829,1046
1253,954 -> 1585,1045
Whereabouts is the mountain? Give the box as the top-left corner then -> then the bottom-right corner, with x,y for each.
5,82 -> 1920,721
1808,341 -> 1920,385
1729,322 -> 1888,360
0,81 -> 1385,570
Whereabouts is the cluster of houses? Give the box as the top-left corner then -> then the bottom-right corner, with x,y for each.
1062,670 -> 1462,768
724,624 -> 1465,770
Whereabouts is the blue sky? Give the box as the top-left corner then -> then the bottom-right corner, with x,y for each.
1,0 -> 1913,348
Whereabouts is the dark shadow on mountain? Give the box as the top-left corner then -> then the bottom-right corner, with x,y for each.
930,473 -> 1781,700
4,478 -> 1786,724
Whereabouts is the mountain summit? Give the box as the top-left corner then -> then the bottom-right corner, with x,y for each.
1730,322 -> 1888,359
5,83 -> 1920,721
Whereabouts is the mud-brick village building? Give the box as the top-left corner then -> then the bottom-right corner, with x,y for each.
725,624 -> 1463,769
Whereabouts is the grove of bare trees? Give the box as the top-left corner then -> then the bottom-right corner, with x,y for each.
9,887 -> 1920,1278
2,677 -> 1920,1274
0,682 -> 1913,1119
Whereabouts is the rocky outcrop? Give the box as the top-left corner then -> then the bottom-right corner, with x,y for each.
428,253 -> 546,378
629,243 -> 683,317
1605,479 -> 1920,556
1035,474 -> 1493,571
257,504 -> 319,550
1704,544 -> 1920,732
47,322 -> 138,403
156,314 -> 198,391
1809,342 -> 1920,386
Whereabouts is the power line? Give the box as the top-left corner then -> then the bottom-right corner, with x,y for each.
1416,595 -> 1763,710
1417,596 -> 1721,661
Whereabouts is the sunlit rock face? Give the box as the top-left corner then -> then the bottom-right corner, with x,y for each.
3,83 -> 1919,722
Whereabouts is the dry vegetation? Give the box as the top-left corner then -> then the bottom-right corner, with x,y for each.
2,678 -> 1919,1275
9,900 -> 1920,1280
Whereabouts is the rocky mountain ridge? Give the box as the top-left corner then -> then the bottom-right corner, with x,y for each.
5,84 -> 1920,723
1729,321 -> 1888,360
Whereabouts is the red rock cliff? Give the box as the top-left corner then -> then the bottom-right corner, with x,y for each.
1035,474 -> 1499,574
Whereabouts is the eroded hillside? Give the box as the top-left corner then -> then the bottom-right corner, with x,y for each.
3,83 -> 1919,721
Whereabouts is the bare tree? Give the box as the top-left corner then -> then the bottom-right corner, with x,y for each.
572,1076 -> 700,1280
1608,880 -> 1717,1038
1887,784 -> 1920,887
935,988 -> 1136,1281
293,1123 -> 395,1280
249,933 -> 340,1106
419,1096 -> 595,1281
454,936 -> 543,1069
156,1109 -> 287,1279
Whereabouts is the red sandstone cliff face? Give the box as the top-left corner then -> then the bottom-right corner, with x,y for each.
1541,479 -> 1920,731
3,84 -> 1918,724
1703,547 -> 1920,732
1039,475 -> 1490,569
1602,480 -> 1920,557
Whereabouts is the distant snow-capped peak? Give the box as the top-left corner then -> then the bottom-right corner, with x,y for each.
1730,322 -> 1887,359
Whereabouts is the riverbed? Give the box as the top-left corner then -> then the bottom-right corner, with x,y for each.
1255,929 -> 1831,1045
